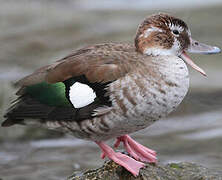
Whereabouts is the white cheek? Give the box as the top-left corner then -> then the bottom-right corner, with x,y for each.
69,82 -> 96,108
144,47 -> 175,56
144,38 -> 181,56
172,37 -> 181,53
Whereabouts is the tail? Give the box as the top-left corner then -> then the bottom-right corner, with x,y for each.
2,95 -> 52,127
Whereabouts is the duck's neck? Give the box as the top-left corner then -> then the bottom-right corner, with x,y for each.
143,47 -> 179,56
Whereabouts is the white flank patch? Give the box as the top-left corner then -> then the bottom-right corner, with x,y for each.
143,26 -> 163,38
69,82 -> 96,108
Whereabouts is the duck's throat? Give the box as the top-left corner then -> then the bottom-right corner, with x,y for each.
143,47 -> 179,56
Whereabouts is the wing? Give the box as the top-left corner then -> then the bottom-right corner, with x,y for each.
15,43 -> 136,88
2,43 -> 138,127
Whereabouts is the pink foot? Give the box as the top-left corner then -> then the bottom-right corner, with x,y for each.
114,135 -> 157,163
95,141 -> 145,177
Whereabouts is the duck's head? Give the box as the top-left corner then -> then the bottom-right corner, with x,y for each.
135,13 -> 221,76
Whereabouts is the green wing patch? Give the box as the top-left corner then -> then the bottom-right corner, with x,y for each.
26,82 -> 71,107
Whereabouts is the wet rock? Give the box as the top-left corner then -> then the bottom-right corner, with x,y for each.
68,161 -> 222,180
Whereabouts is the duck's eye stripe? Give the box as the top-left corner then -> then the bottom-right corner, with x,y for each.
143,26 -> 163,38
69,82 -> 96,108
169,23 -> 184,33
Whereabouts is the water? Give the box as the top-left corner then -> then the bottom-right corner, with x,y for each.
75,0 -> 222,10
0,1 -> 222,179
1,110 -> 222,179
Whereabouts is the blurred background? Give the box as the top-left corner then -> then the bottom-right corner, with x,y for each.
0,0 -> 222,179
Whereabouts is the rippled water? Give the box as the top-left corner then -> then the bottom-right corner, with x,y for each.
0,1 -> 222,179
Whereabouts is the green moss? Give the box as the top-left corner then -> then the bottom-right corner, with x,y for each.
170,163 -> 183,169
69,161 -> 222,180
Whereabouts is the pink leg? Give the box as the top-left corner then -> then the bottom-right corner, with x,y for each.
95,141 -> 145,177
114,135 -> 157,163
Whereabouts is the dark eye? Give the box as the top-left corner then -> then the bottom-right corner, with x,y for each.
172,30 -> 179,35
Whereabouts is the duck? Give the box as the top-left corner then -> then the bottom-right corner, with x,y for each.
2,13 -> 221,176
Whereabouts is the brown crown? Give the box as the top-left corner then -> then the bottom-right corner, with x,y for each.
135,13 -> 190,54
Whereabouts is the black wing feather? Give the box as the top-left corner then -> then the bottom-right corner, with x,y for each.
2,76 -> 112,127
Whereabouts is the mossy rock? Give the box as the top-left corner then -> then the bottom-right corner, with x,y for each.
68,161 -> 222,180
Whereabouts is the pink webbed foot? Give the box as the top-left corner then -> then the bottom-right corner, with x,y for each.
114,135 -> 157,163
95,141 -> 145,177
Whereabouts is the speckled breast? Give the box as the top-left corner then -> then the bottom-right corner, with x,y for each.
68,55 -> 189,141
90,55 -> 189,141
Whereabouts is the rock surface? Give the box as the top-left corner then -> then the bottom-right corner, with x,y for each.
68,161 -> 222,180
